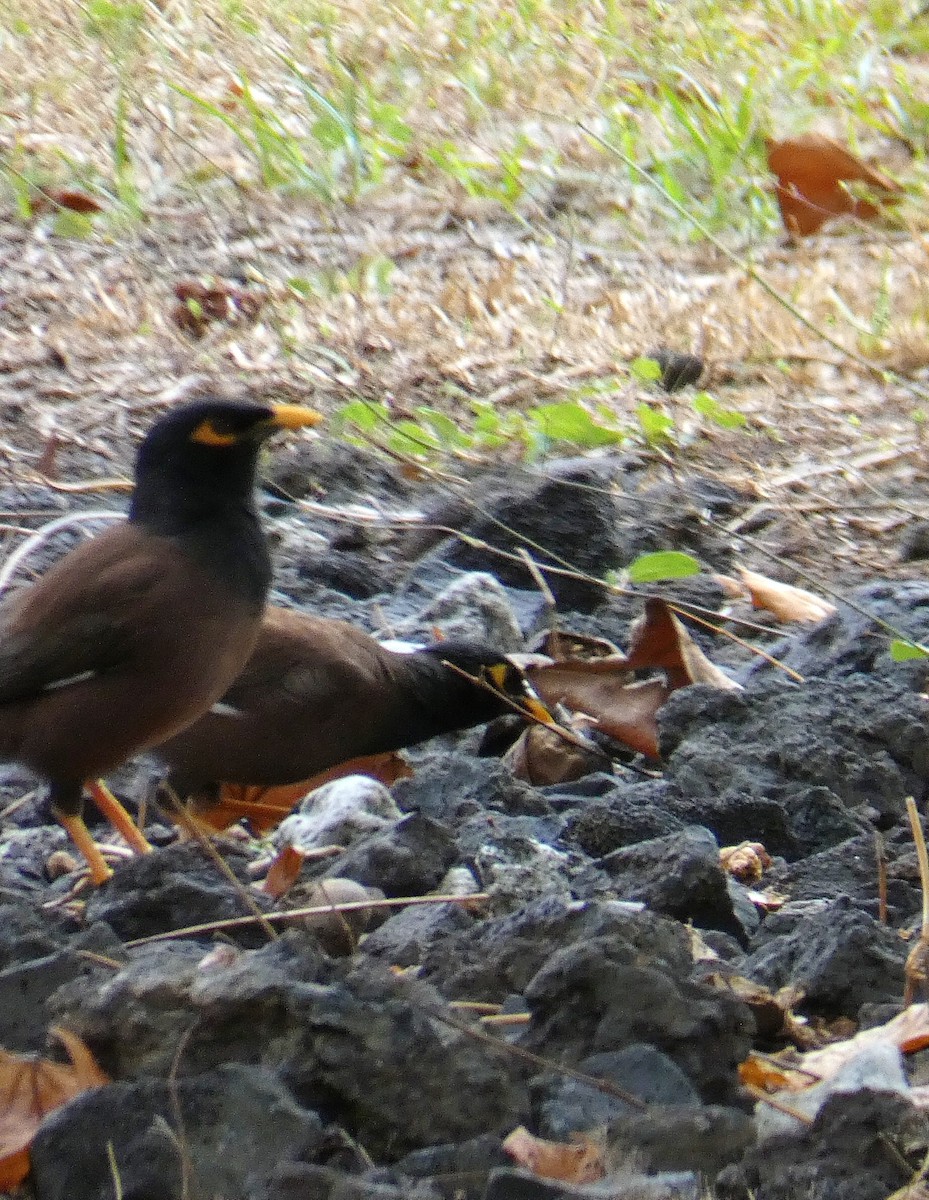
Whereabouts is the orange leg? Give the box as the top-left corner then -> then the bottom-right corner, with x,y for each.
53,810 -> 113,886
86,780 -> 153,855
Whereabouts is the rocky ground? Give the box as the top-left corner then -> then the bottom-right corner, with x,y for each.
1,435 -> 929,1200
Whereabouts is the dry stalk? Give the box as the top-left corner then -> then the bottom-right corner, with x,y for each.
904,796 -> 929,1006
124,891 -> 489,947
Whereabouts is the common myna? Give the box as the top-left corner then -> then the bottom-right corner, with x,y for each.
0,399 -> 322,883
153,605 -> 550,825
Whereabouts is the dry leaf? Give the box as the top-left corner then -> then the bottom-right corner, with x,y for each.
739,1004 -> 929,1108
739,1054 -> 797,1093
193,752 -> 413,833
737,567 -> 836,624
767,134 -> 902,237
706,974 -> 790,1040
504,719 -> 609,786
32,188 -> 105,216
261,845 -> 305,899
502,1126 -> 605,1184
720,841 -> 772,883
623,597 -> 741,691
172,278 -> 266,336
525,663 -> 668,759
0,1027 -> 108,1188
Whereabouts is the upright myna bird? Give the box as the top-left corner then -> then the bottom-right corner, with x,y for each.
0,399 -> 322,882
154,605 -> 550,826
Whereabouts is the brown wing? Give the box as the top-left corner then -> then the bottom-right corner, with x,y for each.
0,526 -> 168,705
159,606 -> 400,787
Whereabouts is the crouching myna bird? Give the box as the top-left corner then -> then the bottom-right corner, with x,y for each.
153,605 -> 551,828
0,399 -> 322,883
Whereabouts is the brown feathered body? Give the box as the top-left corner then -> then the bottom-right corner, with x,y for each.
156,605 -> 526,800
0,525 -> 261,792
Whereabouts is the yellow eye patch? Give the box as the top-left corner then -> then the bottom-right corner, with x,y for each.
190,419 -> 239,447
487,663 -> 509,691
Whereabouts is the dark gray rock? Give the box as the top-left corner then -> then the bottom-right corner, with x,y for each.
716,1088 -> 928,1200
362,902 -> 477,967
607,1104 -> 756,1174
31,1064 -> 325,1200
522,932 -> 754,1102
660,676 -> 929,830
765,832 -> 921,924
420,898 -> 694,1003
443,464 -> 629,611
261,1163 -> 442,1200
393,753 -> 548,824
85,840 -> 270,944
533,1045 -> 700,1138
0,922 -> 122,1051
322,812 -> 456,897
50,934 -> 525,1160
559,780 -> 686,855
740,897 -> 908,1017
395,1135 -> 510,1200
598,826 -> 744,937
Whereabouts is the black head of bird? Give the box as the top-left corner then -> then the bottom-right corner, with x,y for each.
0,398 -> 322,883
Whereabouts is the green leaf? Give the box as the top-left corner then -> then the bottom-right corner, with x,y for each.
693,391 -> 748,430
52,210 -> 95,239
630,356 -> 664,383
627,551 -> 702,584
333,399 -> 387,433
890,639 -> 929,661
635,403 -> 675,446
531,402 -> 624,447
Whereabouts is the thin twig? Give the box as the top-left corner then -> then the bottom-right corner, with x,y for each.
124,891 -> 489,947
167,791 -> 279,943
0,510 -> 123,595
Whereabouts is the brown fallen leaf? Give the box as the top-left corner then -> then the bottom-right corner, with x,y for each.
502,1126 -> 604,1184
172,277 -> 267,337
0,1028 -> 108,1189
736,567 -> 836,624
623,597 -> 740,691
191,752 -> 413,833
767,133 -> 902,238
504,717 -> 610,786
32,188 -> 105,216
525,663 -> 668,759
720,841 -> 772,884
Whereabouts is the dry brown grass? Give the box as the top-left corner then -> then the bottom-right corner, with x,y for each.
1,0 -> 929,585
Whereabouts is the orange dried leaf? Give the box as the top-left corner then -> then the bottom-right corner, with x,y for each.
739,1054 -> 797,1093
261,845 -> 305,899
767,133 -> 901,237
0,1028 -> 108,1188
623,597 -> 740,691
32,188 -> 105,216
737,567 -> 836,624
502,1126 -> 604,1184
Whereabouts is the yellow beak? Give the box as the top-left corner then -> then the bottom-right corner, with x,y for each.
270,403 -> 324,430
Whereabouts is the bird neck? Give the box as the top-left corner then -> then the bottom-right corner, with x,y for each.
387,653 -> 506,745
130,473 -> 272,612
